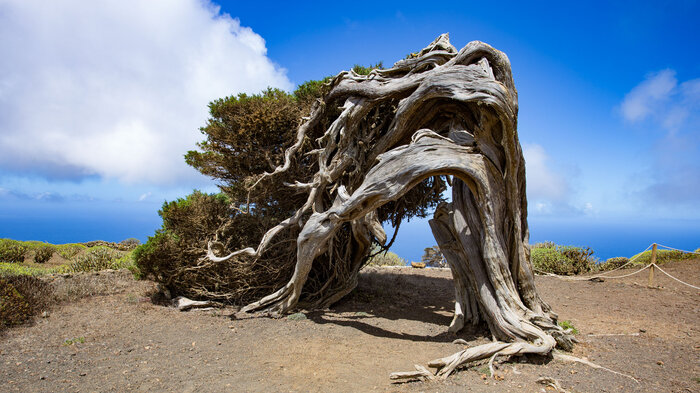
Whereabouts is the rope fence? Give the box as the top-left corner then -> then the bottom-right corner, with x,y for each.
534,243 -> 700,291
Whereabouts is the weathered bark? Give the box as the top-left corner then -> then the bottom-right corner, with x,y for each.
209,34 -> 574,377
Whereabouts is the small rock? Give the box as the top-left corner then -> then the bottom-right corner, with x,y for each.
39,376 -> 46,380
79,372 -> 86,377
41,311 -> 50,318
639,328 -> 647,333
656,360 -> 664,366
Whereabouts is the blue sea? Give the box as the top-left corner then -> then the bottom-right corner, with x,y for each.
1,200 -> 698,262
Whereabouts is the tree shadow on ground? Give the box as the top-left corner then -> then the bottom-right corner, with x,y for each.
306,269 -> 490,343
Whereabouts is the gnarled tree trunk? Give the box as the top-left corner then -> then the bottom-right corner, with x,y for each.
209,34 -> 574,378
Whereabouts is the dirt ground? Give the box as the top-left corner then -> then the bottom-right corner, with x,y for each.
2,260 -> 699,392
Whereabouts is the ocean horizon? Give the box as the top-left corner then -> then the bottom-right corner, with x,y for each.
1,200 -> 697,263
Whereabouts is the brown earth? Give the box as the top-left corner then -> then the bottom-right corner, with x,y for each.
1,261 -> 699,392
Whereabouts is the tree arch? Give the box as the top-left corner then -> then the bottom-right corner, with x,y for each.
208,34 -> 574,377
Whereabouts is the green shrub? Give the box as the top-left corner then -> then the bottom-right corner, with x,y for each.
352,62 -> 384,75
57,243 -> 86,260
0,239 -> 27,263
0,262 -> 64,276
531,243 -> 596,275
366,250 -> 407,267
33,244 -> 55,264
68,247 -> 127,273
598,256 -> 629,271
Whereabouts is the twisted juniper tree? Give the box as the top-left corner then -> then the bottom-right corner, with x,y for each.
201,34 -> 574,378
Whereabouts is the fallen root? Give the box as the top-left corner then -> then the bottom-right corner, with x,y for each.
552,350 -> 639,383
389,365 -> 435,382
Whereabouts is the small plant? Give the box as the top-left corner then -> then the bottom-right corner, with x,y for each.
0,239 -> 27,263
558,320 -> 579,335
287,312 -> 307,321
33,244 -> 55,264
62,336 -> 85,346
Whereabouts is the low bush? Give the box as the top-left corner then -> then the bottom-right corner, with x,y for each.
119,238 -> 141,250
57,243 -> 86,260
598,256 -> 629,271
0,239 -> 27,263
33,244 -> 56,264
68,247 -> 129,273
0,275 -> 52,330
531,243 -> 597,275
366,250 -> 407,267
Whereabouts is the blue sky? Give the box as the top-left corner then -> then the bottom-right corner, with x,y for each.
1,1 -> 698,260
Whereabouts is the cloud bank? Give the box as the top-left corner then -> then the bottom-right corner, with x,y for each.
0,0 -> 292,185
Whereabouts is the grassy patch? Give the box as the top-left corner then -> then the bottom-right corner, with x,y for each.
558,320 -> 579,335
0,262 -> 65,277
62,337 -> 85,346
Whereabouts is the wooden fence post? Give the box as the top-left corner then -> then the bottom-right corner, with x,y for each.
648,243 -> 657,287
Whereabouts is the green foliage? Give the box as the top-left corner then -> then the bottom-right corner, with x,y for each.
33,244 -> 55,264
57,243 -> 86,260
530,243 -> 597,275
421,245 -> 445,267
293,76 -> 333,104
366,250 -> 407,267
351,62 -> 384,75
67,246 -> 130,273
558,320 -> 579,335
134,191 -> 247,290
629,248 -> 698,265
0,238 -> 27,263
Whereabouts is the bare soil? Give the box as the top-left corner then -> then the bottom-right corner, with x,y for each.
2,261 -> 699,392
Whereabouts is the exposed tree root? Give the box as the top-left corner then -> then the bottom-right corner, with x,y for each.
552,350 -> 639,383
391,344 -> 639,384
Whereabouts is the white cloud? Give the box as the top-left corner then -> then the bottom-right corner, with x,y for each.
523,143 -> 570,202
620,69 -> 676,122
620,69 -> 700,131
138,192 -> 152,202
0,0 -> 292,185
